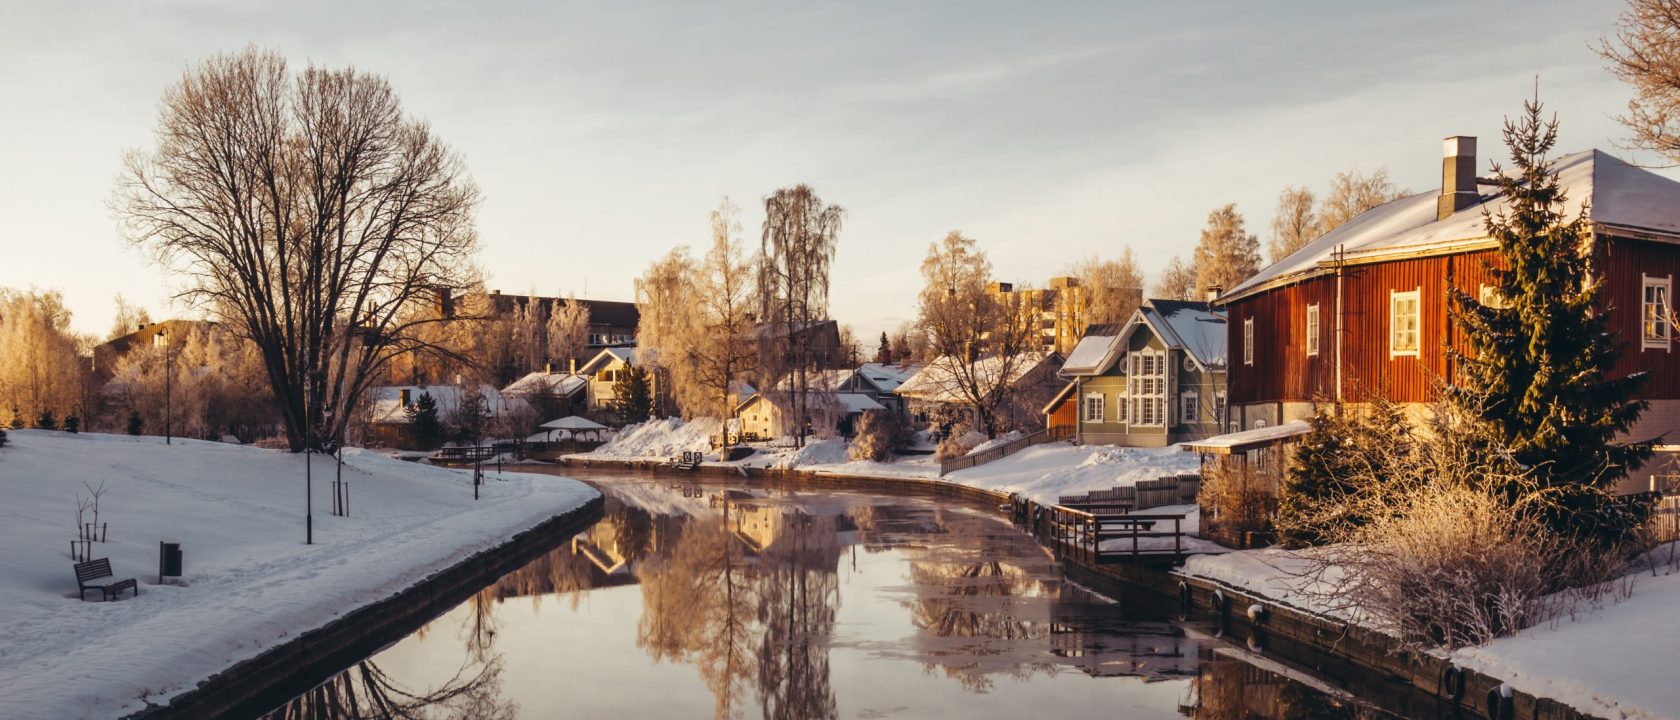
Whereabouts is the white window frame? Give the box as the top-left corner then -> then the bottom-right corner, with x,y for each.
1214,390 -> 1227,426
1129,351 -> 1167,427
1082,392 -> 1105,423
1243,318 -> 1254,366
1180,390 -> 1199,424
1390,288 -> 1421,357
1478,284 -> 1505,308
1305,304 -> 1320,357
1644,274 -> 1672,351
1116,387 -> 1128,424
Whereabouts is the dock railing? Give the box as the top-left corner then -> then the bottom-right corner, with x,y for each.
939,425 -> 1074,476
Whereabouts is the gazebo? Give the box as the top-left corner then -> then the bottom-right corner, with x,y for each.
533,415 -> 609,445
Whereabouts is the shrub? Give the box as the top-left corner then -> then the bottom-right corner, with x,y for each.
849,410 -> 908,462
934,427 -> 985,461
126,410 -> 143,436
1275,399 -> 1410,548
63,414 -> 79,434
35,408 -> 57,431
0,426 -> 7,448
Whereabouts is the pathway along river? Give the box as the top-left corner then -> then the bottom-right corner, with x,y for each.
259,474 -> 1391,719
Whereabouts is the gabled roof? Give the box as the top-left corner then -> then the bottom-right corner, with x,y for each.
851,362 -> 917,393
1135,300 -> 1228,370
1042,380 -> 1078,415
366,384 -> 523,425
577,346 -> 637,375
1223,149 -> 1680,302
1060,323 -> 1127,377
502,371 -> 587,398
896,352 -> 1063,404
735,391 -> 885,415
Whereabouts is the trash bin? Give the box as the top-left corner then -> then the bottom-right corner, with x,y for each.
159,542 -> 183,584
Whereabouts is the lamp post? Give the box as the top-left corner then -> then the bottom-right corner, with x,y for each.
305,403 -> 313,545
472,394 -> 488,501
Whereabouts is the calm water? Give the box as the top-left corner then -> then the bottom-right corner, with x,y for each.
262,477 -> 1384,719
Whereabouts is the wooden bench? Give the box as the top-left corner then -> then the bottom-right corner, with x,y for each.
669,451 -> 703,471
75,558 -> 137,601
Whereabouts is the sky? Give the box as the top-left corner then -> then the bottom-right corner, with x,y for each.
0,0 -> 1661,345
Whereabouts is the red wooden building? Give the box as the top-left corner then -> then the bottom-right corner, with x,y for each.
1218,138 -> 1680,493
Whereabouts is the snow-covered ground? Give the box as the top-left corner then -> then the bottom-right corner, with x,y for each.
1184,547 -> 1680,719
0,430 -> 598,719
589,417 -> 720,460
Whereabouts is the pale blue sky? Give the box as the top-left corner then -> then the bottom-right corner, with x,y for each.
0,0 -> 1656,342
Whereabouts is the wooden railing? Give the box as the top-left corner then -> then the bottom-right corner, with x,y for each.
1055,474 -> 1200,512
1036,504 -> 1190,564
939,425 -> 1074,476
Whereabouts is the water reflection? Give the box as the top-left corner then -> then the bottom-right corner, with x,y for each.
267,479 -> 1374,720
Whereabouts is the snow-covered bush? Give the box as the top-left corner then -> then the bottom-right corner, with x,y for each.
848,409 -> 909,462
934,427 -> 986,461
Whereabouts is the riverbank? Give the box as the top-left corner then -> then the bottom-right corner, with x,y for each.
0,430 -> 600,719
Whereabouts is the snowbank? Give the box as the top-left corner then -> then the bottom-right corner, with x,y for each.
1180,548 -> 1359,622
590,417 -> 720,460
966,430 -> 1023,455
944,443 -> 1200,504
1449,570 -> 1680,720
0,430 -> 598,719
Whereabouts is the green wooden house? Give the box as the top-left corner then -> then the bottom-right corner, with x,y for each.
1045,300 -> 1228,447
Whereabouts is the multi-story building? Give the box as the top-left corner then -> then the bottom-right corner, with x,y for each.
989,277 -> 1143,356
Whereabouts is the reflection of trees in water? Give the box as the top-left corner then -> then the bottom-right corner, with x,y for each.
1184,659 -> 1378,720
634,507 -> 842,720
258,657 -> 514,720
486,543 -> 597,612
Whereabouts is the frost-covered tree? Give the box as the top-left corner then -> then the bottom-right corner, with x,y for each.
104,323 -> 277,440
1449,97 -> 1651,544
758,184 -> 843,447
635,248 -> 699,418
1068,250 -> 1145,328
0,288 -> 87,423
1152,256 -> 1198,301
1191,204 -> 1261,296
117,48 -> 482,452
546,293 -> 591,371
107,295 -> 153,341
1268,186 -> 1320,263
1602,0 -> 1680,163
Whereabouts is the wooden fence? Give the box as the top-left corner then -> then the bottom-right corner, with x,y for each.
938,425 -> 1074,476
1055,474 -> 1200,512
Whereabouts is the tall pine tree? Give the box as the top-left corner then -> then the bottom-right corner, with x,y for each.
1449,96 -> 1651,542
405,392 -> 445,450
613,363 -> 654,425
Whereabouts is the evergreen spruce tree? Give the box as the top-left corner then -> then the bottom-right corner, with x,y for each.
1276,400 -> 1410,547
876,332 -> 892,365
613,363 -> 654,424
126,409 -> 144,436
1449,97 -> 1651,542
63,414 -> 79,434
0,426 -> 7,448
35,408 -> 57,431
405,392 -> 445,450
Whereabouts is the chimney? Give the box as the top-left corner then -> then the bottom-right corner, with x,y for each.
1438,136 -> 1477,221
1205,285 -> 1222,302
569,357 -> 578,374
545,361 -> 554,375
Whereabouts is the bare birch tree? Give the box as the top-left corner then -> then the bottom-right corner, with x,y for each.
107,295 -> 153,341
1152,256 -> 1198,300
758,185 -> 843,447
1268,185 -> 1320,263
1067,250 -> 1145,328
690,200 -> 758,423
1318,167 -> 1406,232
117,48 -> 482,452
635,248 -> 700,418
546,293 -> 591,372
912,232 -> 1040,438
1602,0 -> 1680,163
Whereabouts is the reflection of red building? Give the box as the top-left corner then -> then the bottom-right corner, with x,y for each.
1221,140 -> 1680,492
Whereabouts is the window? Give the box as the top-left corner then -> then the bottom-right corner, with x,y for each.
1390,288 -> 1421,356
1181,390 -> 1199,424
1214,390 -> 1227,425
1478,284 -> 1506,308
1644,275 -> 1672,350
1082,393 -> 1104,423
1117,389 -> 1128,423
1129,351 -> 1166,426
1243,318 -> 1254,366
1305,304 -> 1320,357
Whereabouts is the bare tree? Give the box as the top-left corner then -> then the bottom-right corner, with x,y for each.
545,293 -> 591,372
1190,204 -> 1261,297
1318,167 -> 1406,232
691,200 -> 758,423
107,295 -> 153,341
1602,0 -> 1680,163
1152,256 -> 1198,301
757,185 -> 843,448
1066,250 -> 1144,328
911,232 -> 1041,437
1268,185 -> 1320,263
117,48 -> 482,452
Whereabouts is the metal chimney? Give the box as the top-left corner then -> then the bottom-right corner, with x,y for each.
1437,136 -> 1477,221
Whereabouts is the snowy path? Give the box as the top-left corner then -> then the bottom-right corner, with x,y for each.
0,430 -> 598,719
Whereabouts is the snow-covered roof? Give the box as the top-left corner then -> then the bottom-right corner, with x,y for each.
735,391 -> 884,415
1224,149 -> 1680,302
1140,300 -> 1227,369
577,346 -> 636,375
502,371 -> 587,398
896,352 -> 1061,404
852,362 -> 916,393
367,384 -> 523,425
1182,420 -> 1311,455
1060,323 -> 1126,377
539,415 -> 608,431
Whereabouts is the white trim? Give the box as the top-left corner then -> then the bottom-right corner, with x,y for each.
1242,318 -> 1254,366
1643,274 -> 1672,351
1389,288 -> 1421,357
1082,392 -> 1105,423
1477,283 -> 1506,308
1214,390 -> 1227,426
1305,304 -> 1320,357
1128,350 -> 1167,427
1180,390 -> 1200,424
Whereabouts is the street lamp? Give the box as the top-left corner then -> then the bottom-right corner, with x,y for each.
472,394 -> 489,501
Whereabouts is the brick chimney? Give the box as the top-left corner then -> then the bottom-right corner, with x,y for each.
1438,136 -> 1477,221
